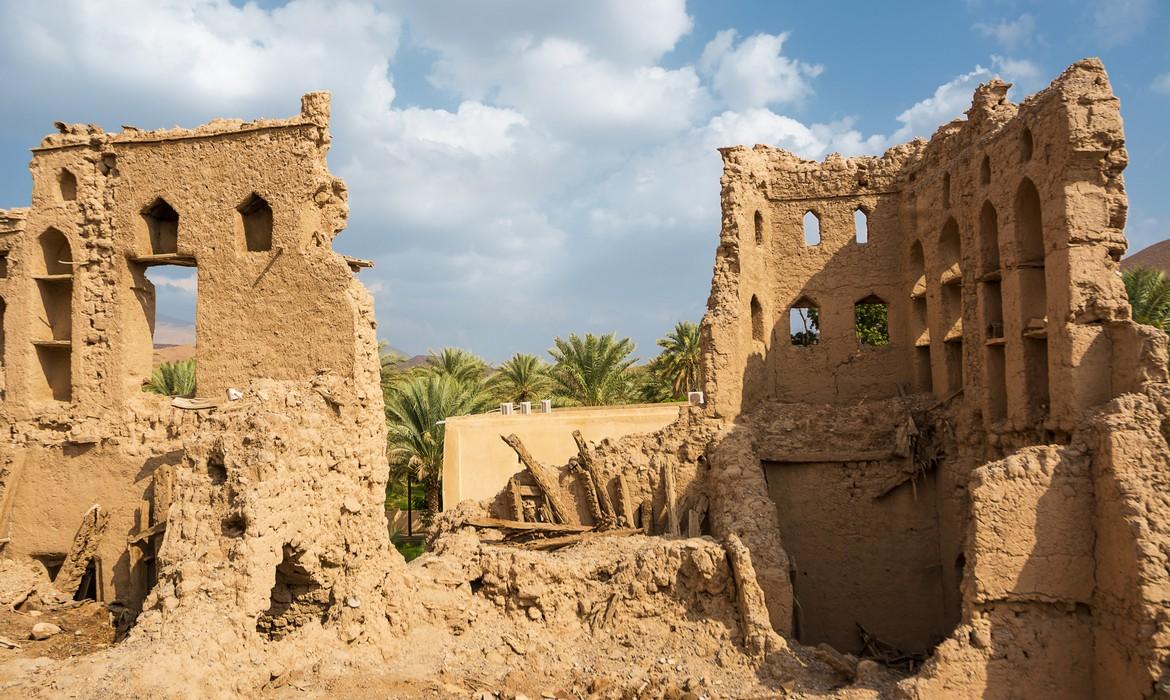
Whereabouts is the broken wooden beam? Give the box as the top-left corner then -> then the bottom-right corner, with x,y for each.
55,504 -> 108,597
520,528 -> 642,551
572,431 -> 617,527
663,462 -> 680,536
508,478 -> 525,521
569,457 -> 606,527
615,473 -> 637,529
501,434 -> 577,525
466,517 -> 592,534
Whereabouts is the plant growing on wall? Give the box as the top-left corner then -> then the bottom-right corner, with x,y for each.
144,359 -> 196,397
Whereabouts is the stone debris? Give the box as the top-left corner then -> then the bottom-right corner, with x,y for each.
28,624 -> 61,641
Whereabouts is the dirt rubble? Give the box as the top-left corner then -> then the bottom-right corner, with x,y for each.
0,58 -> 1168,699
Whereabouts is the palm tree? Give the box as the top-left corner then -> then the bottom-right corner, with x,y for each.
1124,267 -> 1170,332
548,332 -> 638,406
145,359 -> 196,397
491,353 -> 554,404
426,347 -> 488,385
384,373 -> 494,516
652,321 -> 701,398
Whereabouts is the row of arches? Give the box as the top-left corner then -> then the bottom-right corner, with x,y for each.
141,193 -> 273,255
907,175 -> 1048,419
752,208 -> 869,247
939,125 -> 1034,209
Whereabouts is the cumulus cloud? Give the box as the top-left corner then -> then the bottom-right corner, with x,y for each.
699,29 -> 823,110
974,14 -> 1036,51
0,1 -> 1063,360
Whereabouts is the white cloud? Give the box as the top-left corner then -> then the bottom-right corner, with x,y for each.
1153,73 -> 1170,95
1092,0 -> 1154,46
891,66 -> 991,142
699,29 -> 823,110
148,271 -> 197,293
0,1 -> 1070,361
990,55 -> 1044,95
974,14 -> 1036,51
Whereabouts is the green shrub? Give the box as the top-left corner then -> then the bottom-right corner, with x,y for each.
145,359 -> 196,397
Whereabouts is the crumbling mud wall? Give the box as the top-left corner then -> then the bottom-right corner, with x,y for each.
694,58 -> 1170,698
0,94 -> 389,628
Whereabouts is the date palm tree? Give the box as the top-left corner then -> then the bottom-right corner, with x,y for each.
426,347 -> 489,385
1124,267 -> 1170,332
491,353 -> 555,404
548,332 -> 638,406
652,321 -> 701,398
384,372 -> 494,516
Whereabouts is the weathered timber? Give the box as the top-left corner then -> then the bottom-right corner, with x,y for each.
572,431 -> 617,526
663,462 -> 680,536
569,457 -> 606,526
501,434 -> 577,525
521,528 -> 642,551
55,504 -> 109,596
615,473 -> 637,528
509,478 -> 525,521
467,517 -> 592,534
640,499 -> 654,534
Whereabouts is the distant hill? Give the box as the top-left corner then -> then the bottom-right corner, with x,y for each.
153,343 -> 195,366
1123,240 -> 1170,275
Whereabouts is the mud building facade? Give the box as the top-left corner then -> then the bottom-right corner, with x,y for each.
0,93 -> 373,613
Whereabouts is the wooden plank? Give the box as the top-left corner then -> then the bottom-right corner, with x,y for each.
615,474 -> 637,529
501,434 -> 577,525
520,528 -> 642,551
640,499 -> 654,535
509,478 -> 525,521
127,519 -> 167,545
572,431 -> 616,525
663,462 -> 680,536
131,253 -> 197,268
467,517 -> 592,534
754,449 -> 895,464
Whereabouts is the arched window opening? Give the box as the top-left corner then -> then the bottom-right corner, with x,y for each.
1021,127 -> 1034,163
803,211 -> 820,246
34,228 -> 73,402
1015,178 -> 1044,264
854,296 -> 889,346
238,193 -> 273,252
939,217 -> 961,281
1015,177 -> 1048,418
790,298 -> 820,346
58,169 -> 77,201
939,218 -> 963,343
909,239 -> 928,335
750,295 -> 765,343
979,201 -> 1000,275
909,240 -> 932,392
753,210 -> 764,245
980,155 -> 991,186
142,198 -> 179,255
854,208 -> 868,244
942,172 -> 951,209
38,227 -> 73,276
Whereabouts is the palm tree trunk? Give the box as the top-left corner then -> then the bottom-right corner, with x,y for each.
424,473 -> 441,517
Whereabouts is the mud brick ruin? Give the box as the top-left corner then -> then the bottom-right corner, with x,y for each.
0,59 -> 1166,698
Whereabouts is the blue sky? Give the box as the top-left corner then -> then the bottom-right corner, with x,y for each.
1,1 -> 1167,360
